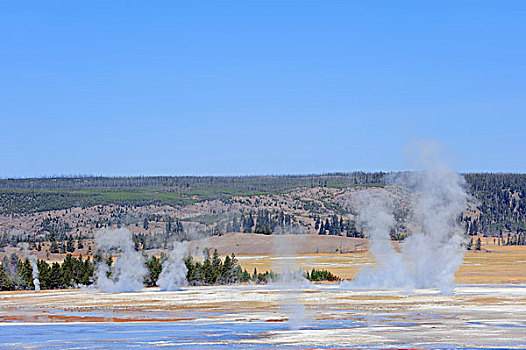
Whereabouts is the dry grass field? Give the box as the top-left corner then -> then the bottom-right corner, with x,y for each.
186,233 -> 369,256
218,234 -> 526,285
456,237 -> 526,284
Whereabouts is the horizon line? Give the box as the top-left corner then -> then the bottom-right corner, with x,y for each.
1,170 -> 525,181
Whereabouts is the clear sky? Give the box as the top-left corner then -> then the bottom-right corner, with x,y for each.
1,1 -> 525,177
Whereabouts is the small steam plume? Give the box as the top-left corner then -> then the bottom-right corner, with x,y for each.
352,146 -> 467,293
273,235 -> 311,330
18,244 -> 40,292
157,242 -> 188,291
94,228 -> 148,292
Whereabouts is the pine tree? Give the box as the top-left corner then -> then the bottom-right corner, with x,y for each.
37,260 -> 50,289
81,258 -> 94,285
50,241 -> 59,253
66,236 -> 75,253
143,218 -> 149,230
18,259 -> 33,290
475,237 -> 481,251
0,265 -> 14,291
221,255 -> 233,283
212,249 -> 222,282
61,254 -> 74,287
203,255 -> 215,284
48,262 -> 62,289
144,255 -> 162,287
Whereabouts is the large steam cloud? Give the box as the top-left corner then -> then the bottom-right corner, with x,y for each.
353,150 -> 467,293
94,228 -> 148,292
157,242 -> 188,291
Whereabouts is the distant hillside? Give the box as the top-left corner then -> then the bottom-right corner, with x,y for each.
0,173 -> 385,214
463,173 -> 526,238
0,173 -> 525,252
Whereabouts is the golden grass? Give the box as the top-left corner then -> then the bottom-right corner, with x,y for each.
236,239 -> 526,285
456,244 -> 526,284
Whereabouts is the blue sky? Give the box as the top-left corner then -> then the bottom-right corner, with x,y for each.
1,1 -> 525,177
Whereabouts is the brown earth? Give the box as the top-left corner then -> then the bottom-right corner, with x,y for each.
186,232 -> 368,256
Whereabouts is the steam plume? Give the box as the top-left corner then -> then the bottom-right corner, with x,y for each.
353,148 -> 467,293
353,191 -> 410,289
273,235 -> 310,330
157,242 -> 188,291
18,244 -> 40,292
94,228 -> 147,292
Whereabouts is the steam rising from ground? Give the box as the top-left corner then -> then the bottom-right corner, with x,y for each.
94,228 -> 148,292
157,242 -> 188,291
353,150 -> 467,293
353,191 -> 409,289
273,235 -> 310,330
18,244 -> 40,292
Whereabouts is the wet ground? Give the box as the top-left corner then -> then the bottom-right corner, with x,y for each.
1,284 -> 525,349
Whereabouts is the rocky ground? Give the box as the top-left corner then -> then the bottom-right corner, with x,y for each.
1,284 -> 525,349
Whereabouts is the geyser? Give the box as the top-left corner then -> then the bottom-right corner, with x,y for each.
353,151 -> 468,293
157,242 -> 188,291
18,244 -> 40,292
94,228 -> 148,292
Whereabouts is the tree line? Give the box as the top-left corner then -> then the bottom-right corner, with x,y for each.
314,214 -> 363,237
0,254 -> 93,291
0,250 -> 341,291
0,173 -> 385,191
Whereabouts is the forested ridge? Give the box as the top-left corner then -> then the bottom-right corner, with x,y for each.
1,173 -> 525,242
0,173 -> 384,214
462,173 -> 526,243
